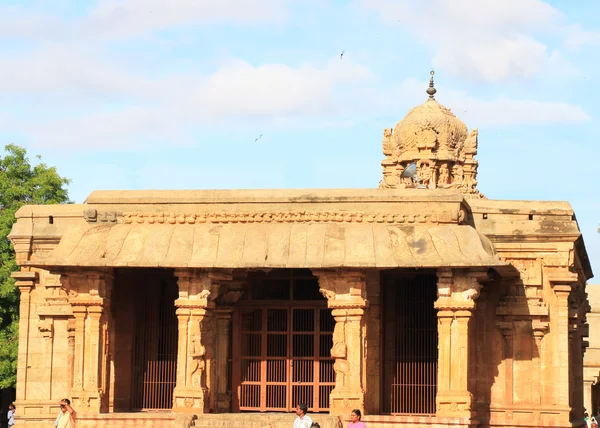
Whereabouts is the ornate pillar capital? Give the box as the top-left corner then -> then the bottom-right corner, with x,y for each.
313,269 -> 367,309
435,268 -> 487,311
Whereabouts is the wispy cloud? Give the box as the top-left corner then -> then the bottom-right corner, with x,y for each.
358,0 -> 589,82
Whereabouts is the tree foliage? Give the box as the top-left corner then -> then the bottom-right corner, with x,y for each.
0,145 -> 70,388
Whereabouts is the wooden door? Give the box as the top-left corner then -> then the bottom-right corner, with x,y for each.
235,306 -> 334,412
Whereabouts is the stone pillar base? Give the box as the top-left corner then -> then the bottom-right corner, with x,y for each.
216,393 -> 231,413
173,387 -> 206,413
329,389 -> 364,416
71,390 -> 104,413
436,391 -> 473,418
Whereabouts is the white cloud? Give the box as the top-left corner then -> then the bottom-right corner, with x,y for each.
563,24 -> 600,51
4,48 -> 373,149
391,78 -> 589,126
358,0 -> 580,82
0,0 -> 288,42
84,0 -> 289,39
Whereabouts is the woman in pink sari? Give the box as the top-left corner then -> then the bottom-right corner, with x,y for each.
348,409 -> 367,428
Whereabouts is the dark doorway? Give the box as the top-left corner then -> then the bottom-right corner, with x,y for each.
381,272 -> 438,415
113,269 -> 178,411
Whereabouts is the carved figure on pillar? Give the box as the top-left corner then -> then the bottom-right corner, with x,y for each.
314,269 -> 367,416
173,269 -> 229,414
331,320 -> 350,388
188,332 -> 206,388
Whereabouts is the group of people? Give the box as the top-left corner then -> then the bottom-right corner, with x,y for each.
6,399 -> 75,427
294,404 -> 367,428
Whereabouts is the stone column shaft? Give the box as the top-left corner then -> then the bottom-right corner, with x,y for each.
64,270 -> 113,413
435,268 -> 484,419
12,271 -> 37,403
172,269 -> 222,413
215,311 -> 232,412
314,269 -> 367,416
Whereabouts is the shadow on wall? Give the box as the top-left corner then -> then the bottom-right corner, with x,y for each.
0,388 -> 16,428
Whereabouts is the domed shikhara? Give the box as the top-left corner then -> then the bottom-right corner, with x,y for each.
379,71 -> 483,198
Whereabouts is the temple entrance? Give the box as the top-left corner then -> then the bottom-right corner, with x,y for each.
112,269 -> 178,411
381,272 -> 438,415
233,269 -> 334,413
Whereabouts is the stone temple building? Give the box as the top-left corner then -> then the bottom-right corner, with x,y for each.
584,285 -> 600,416
8,74 -> 594,428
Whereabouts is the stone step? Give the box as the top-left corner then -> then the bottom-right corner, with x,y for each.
191,413 -> 341,428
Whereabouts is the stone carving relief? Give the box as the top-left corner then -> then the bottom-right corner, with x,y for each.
378,73 -> 484,198
188,332 -> 206,388
331,321 -> 350,388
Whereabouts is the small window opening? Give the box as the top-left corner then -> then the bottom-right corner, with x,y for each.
482,213 -> 488,220
528,214 -> 534,220
48,216 -> 54,224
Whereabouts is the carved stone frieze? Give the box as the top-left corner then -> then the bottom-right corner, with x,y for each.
117,210 -> 461,225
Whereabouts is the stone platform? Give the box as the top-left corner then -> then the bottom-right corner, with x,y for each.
190,413 -> 342,428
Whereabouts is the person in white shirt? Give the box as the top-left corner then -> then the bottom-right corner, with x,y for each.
293,404 -> 312,428
7,404 -> 15,427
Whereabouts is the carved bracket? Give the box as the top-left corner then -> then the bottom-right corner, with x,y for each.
314,269 -> 367,309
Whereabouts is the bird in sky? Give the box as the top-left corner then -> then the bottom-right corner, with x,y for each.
254,134 -> 263,142
340,50 -> 345,59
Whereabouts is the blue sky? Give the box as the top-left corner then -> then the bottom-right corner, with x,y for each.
1,0 -> 599,274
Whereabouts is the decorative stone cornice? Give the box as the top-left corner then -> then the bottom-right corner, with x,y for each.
82,209 -> 466,225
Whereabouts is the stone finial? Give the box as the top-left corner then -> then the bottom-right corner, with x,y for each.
426,70 -> 436,99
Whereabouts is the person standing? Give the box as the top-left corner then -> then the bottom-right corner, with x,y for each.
293,404 -> 312,428
56,399 -> 76,428
7,404 -> 15,427
348,409 -> 367,428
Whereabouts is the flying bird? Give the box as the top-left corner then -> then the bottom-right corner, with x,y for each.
254,134 -> 263,142
340,50 -> 345,59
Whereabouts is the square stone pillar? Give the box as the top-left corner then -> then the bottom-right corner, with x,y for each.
434,268 -> 486,419
215,309 -> 233,412
314,269 -> 367,416
62,269 -> 113,413
11,271 -> 37,405
172,269 -> 228,413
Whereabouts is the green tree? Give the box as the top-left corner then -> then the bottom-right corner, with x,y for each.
0,144 -> 70,388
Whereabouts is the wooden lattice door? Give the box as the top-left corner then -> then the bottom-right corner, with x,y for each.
235,306 -> 335,412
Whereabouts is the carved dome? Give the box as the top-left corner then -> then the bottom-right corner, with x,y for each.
379,70 -> 483,198
393,97 -> 468,154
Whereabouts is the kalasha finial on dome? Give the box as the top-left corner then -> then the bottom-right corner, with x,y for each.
426,70 -> 436,99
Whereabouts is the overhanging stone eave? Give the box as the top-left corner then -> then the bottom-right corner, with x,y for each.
20,222 -> 508,272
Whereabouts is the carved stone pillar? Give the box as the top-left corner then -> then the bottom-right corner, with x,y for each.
63,269 -> 113,413
314,269 -> 367,416
434,268 -> 485,419
11,271 -> 37,404
215,310 -> 232,412
550,275 -> 575,411
172,269 -> 225,413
